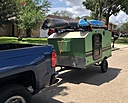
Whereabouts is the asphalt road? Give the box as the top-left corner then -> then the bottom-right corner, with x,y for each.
32,44 -> 128,103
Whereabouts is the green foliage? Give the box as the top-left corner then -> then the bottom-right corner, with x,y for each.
115,37 -> 128,44
119,0 -> 128,14
52,11 -> 61,16
0,0 -> 51,38
82,0 -> 95,11
0,0 -> 17,27
121,22 -> 128,32
82,0 -> 100,20
80,16 -> 93,19
14,0 -> 51,37
16,0 -> 51,30
82,0 -> 128,26
75,16 -> 81,19
52,10 -> 74,18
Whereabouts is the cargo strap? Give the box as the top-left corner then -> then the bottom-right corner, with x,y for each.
87,21 -> 93,30
62,19 -> 70,27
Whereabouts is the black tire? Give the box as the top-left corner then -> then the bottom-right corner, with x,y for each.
101,59 -> 108,73
0,84 -> 32,103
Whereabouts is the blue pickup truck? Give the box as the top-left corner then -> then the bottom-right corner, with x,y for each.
0,43 -> 56,103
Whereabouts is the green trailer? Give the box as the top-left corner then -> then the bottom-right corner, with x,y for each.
43,18 -> 112,73
48,29 -> 111,72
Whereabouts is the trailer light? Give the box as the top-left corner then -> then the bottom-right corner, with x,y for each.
51,51 -> 57,67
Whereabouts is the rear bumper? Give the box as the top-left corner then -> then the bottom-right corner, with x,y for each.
57,56 -> 86,69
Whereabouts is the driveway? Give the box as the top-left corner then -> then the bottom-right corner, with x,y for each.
32,44 -> 128,103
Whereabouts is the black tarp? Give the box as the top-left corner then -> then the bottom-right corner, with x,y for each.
42,18 -> 78,29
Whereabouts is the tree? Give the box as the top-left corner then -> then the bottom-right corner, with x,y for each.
15,0 -> 51,38
52,11 -> 61,16
81,16 -> 93,19
120,0 -> 128,14
82,0 -> 128,27
121,22 -> 128,33
0,0 -> 17,28
82,0 -> 100,20
116,22 -> 128,42
103,0 -> 122,27
52,10 -> 74,18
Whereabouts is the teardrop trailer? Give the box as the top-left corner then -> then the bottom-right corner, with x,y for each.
42,18 -> 112,73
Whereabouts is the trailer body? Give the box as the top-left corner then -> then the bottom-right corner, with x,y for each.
48,29 -> 111,69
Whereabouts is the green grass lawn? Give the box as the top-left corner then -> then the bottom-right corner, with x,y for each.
0,37 -> 48,44
0,37 -> 128,45
115,37 -> 128,45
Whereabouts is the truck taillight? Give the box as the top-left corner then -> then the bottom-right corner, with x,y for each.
51,51 -> 56,67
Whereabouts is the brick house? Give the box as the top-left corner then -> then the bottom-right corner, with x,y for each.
0,23 -> 40,37
101,19 -> 117,31
0,16 -> 41,37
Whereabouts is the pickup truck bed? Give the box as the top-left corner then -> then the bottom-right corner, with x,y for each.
0,43 -> 56,103
0,43 -> 53,74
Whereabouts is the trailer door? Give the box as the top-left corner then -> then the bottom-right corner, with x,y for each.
92,33 -> 102,60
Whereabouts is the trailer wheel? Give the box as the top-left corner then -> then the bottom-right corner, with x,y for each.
0,84 -> 31,103
101,59 -> 108,73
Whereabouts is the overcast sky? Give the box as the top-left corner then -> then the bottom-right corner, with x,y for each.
48,0 -> 128,25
